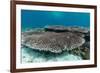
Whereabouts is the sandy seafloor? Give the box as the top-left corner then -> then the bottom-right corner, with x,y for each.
21,47 -> 82,63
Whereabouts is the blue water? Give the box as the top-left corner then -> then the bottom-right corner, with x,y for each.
21,10 -> 90,31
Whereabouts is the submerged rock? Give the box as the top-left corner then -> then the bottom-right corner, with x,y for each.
22,32 -> 85,53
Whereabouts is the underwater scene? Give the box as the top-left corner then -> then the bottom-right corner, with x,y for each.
21,10 -> 90,63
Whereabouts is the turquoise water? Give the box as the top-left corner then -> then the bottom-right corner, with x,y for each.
21,10 -> 90,31
21,10 -> 90,63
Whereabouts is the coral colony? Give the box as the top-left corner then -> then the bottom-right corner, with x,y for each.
21,25 -> 90,63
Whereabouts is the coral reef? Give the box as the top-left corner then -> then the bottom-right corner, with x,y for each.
21,25 -> 90,63
22,32 -> 85,53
